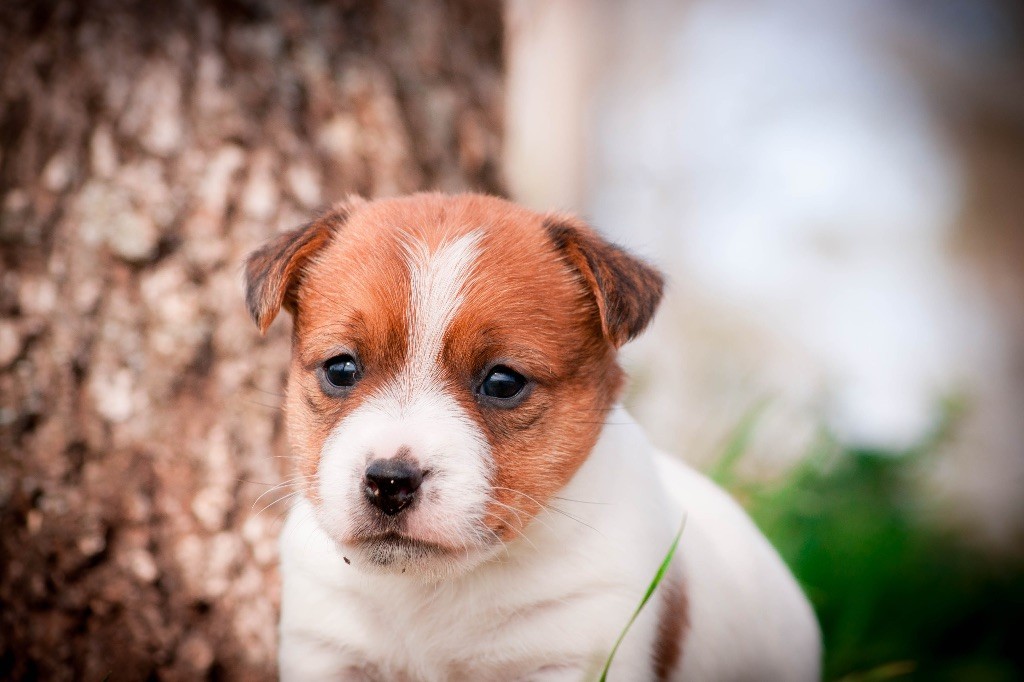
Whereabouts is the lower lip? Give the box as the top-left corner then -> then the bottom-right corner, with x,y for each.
359,532 -> 449,553
354,532 -> 456,567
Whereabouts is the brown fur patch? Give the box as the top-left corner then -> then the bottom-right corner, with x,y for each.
244,199 -> 363,334
543,214 -> 664,348
435,197 -> 626,539
283,201 -> 418,500
653,569 -> 689,680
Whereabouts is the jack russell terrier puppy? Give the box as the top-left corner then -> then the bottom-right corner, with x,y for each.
245,193 -> 821,681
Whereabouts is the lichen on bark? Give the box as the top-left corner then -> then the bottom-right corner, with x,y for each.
0,1 -> 504,677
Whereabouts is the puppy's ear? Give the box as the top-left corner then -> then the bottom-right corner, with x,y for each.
244,199 -> 362,334
544,214 -> 664,348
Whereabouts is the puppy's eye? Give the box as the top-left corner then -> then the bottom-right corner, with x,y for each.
479,366 -> 528,401
322,354 -> 360,391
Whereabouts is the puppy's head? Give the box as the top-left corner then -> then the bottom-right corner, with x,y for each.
245,194 -> 662,579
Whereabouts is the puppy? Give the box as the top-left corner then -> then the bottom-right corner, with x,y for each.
244,194 -> 821,681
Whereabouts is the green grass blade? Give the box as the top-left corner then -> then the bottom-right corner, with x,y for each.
598,514 -> 688,681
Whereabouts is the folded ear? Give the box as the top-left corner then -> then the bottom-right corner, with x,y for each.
543,214 -> 664,348
244,199 -> 362,334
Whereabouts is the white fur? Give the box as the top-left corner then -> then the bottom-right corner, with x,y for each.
283,406 -> 821,680
402,230 -> 483,391
316,387 -> 494,571
316,231 -> 495,576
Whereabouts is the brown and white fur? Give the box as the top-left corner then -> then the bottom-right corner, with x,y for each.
245,194 -> 821,681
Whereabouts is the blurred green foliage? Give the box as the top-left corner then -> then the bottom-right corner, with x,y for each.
714,412 -> 1024,681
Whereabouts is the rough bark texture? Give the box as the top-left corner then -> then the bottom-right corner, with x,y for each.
0,0 -> 504,678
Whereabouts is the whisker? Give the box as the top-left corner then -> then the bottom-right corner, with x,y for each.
481,510 -> 537,553
253,490 -> 305,520
238,477 -> 289,487
252,388 -> 286,399
488,498 -> 528,524
552,496 -> 611,505
246,399 -> 285,411
238,473 -> 315,487
250,477 -> 311,511
492,486 -> 605,537
488,497 -> 558,539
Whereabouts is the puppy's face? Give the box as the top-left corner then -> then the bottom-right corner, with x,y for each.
246,194 -> 662,579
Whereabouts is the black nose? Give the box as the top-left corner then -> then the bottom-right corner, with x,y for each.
363,459 -> 423,516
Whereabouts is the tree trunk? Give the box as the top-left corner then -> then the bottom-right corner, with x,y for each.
0,1 -> 504,678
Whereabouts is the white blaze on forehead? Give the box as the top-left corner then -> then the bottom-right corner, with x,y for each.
315,229 -> 493,554
398,230 -> 483,396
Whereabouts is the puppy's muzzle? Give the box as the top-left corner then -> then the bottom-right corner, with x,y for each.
363,458 -> 424,516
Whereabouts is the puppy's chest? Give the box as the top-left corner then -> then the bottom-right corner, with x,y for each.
324,581 -> 611,681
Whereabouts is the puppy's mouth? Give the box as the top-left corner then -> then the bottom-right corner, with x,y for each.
353,532 -> 458,568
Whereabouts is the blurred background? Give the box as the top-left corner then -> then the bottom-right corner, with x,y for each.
507,1 -> 1024,679
1,0 -> 1022,679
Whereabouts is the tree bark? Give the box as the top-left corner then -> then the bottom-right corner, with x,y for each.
0,0 -> 504,678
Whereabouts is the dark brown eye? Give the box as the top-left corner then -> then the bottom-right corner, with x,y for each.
479,366 -> 528,401
321,354 -> 359,392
